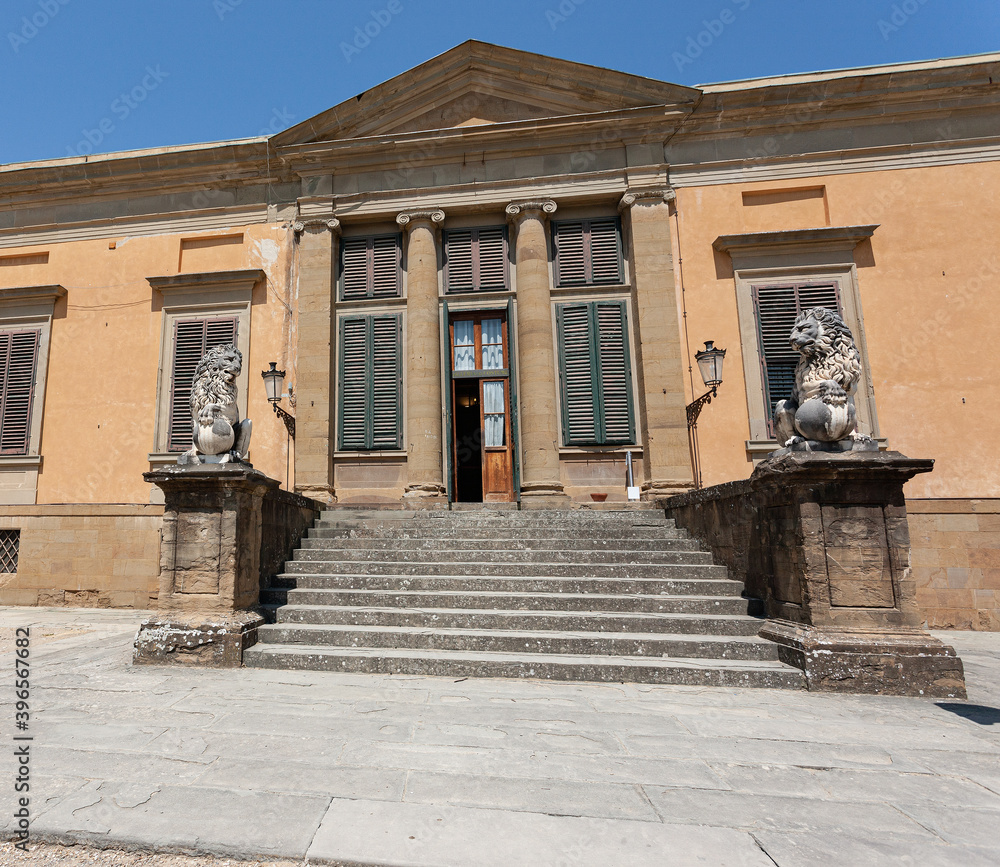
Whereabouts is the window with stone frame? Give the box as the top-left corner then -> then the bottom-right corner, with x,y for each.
555,300 -> 635,446
443,226 -> 509,292
715,226 -> 882,456
339,234 -> 402,300
0,329 -> 41,456
552,218 -> 624,287
165,316 -> 239,452
752,282 -> 841,438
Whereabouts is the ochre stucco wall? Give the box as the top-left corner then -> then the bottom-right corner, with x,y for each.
676,160 -> 1000,499
0,224 -> 297,503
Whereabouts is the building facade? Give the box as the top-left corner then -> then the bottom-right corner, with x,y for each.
0,42 -> 997,628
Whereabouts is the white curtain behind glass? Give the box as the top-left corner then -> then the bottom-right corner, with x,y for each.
482,318 -> 503,369
483,380 -> 505,446
453,320 -> 475,370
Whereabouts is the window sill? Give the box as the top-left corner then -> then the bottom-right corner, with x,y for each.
746,437 -> 889,457
550,284 -> 631,297
335,450 -> 407,460
558,446 -> 642,456
0,455 -> 41,468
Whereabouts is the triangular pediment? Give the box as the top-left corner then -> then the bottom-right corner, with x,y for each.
273,41 -> 700,145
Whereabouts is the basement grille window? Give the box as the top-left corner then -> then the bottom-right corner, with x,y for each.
0,529 -> 20,573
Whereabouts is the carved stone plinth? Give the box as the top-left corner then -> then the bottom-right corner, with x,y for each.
662,450 -> 967,697
760,621 -> 966,697
134,464 -> 279,667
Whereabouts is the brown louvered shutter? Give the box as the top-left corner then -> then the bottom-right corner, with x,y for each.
167,317 -> 238,451
371,235 -> 401,298
752,282 -> 840,437
445,227 -> 507,292
589,220 -> 623,284
476,226 -> 507,290
338,314 -> 401,450
554,219 -> 623,287
340,237 -> 370,300
595,301 -> 634,443
340,235 -> 401,300
445,230 -> 474,291
0,330 -> 40,455
554,222 -> 587,286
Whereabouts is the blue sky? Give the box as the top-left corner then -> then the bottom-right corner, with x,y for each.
2,0 -> 998,164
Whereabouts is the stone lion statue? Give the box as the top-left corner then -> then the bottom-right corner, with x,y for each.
773,307 -> 869,448
179,344 -> 252,464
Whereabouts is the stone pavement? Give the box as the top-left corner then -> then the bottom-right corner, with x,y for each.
1,608 -> 999,866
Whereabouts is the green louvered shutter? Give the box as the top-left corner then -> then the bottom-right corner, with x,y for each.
370,315 -> 402,448
595,301 -> 634,443
557,303 -> 598,444
752,282 -> 840,437
338,314 -> 402,450
557,301 -> 634,446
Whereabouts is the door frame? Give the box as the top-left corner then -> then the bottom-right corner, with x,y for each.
444,305 -> 518,503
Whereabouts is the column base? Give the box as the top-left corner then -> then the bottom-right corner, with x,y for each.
642,479 -> 696,500
760,620 -> 967,698
133,610 -> 264,668
403,484 -> 447,500
295,484 -> 336,506
520,481 -> 570,509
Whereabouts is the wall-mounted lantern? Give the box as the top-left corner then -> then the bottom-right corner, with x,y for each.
686,341 -> 726,490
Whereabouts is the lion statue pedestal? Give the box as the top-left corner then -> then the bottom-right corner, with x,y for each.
770,306 -> 876,456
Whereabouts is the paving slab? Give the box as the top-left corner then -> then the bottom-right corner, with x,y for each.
2,608 -> 1000,866
307,799 -> 773,867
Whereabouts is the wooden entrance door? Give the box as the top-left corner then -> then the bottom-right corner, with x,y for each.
449,313 -> 515,502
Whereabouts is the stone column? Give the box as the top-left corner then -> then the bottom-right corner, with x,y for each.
397,209 -> 446,500
506,200 -> 567,504
619,190 -> 694,497
293,218 -> 340,504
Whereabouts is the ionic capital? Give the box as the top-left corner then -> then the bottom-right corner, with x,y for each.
618,189 -> 676,212
395,209 -> 445,231
293,218 -> 341,236
505,200 -> 557,225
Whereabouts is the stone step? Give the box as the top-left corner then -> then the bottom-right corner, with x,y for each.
242,644 -> 804,688
265,587 -> 757,615
310,526 -> 689,541
256,622 -> 780,660
267,604 -> 767,636
268,574 -> 744,596
291,547 -> 713,565
319,509 -> 669,522
282,560 -> 725,579
301,536 -> 700,552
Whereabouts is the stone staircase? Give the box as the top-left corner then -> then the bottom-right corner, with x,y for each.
244,509 -> 804,688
